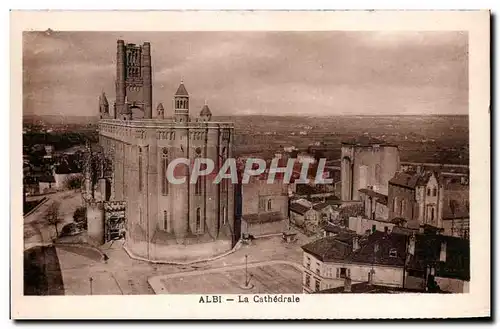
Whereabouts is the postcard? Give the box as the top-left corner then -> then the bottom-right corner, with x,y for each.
11,10 -> 490,319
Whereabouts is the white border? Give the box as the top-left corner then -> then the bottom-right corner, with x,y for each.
10,10 -> 490,320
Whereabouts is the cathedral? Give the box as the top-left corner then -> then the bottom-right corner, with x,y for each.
94,40 -> 236,262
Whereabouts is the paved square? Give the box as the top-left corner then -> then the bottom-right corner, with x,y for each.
148,261 -> 303,294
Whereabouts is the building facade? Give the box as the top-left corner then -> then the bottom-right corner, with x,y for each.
96,40 -> 236,262
301,231 -> 470,294
340,138 -> 400,201
239,175 -> 289,238
388,171 -> 469,239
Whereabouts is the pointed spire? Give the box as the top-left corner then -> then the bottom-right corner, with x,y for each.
200,100 -> 212,118
175,80 -> 189,96
99,92 -> 109,107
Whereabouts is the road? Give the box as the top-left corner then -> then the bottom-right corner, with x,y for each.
24,190 -> 84,250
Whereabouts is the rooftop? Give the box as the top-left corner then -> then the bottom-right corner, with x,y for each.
358,188 -> 388,206
389,172 -> 421,189
302,231 -> 470,280
289,203 -> 311,216
242,211 -> 286,224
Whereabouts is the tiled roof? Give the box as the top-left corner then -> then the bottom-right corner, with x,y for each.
243,211 -> 286,224
289,202 -> 311,215
302,231 -> 407,267
303,230 -> 470,281
348,231 -> 407,267
321,223 -> 356,236
313,202 -> 331,211
296,184 -> 325,196
175,83 -> 189,96
389,172 -> 420,189
391,226 -> 418,236
301,236 -> 352,262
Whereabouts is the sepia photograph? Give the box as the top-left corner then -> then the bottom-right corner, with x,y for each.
11,10 -> 490,319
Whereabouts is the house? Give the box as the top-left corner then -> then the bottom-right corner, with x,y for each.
301,230 -> 470,294
312,202 -> 337,223
53,160 -> 83,190
241,212 -> 287,238
321,222 -> 356,238
359,188 -> 389,221
38,175 -> 55,194
240,174 -> 289,238
348,215 -> 396,235
289,202 -> 321,234
388,171 -> 469,239
405,234 -> 470,293
301,232 -> 407,293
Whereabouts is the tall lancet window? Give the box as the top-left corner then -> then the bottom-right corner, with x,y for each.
195,147 -> 202,195
138,147 -> 143,192
196,208 -> 202,233
161,148 -> 169,195
163,210 -> 170,232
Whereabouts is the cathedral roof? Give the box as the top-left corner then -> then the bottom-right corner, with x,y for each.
175,83 -> 189,96
200,104 -> 212,117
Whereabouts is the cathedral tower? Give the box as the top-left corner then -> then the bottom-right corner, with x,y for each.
174,81 -> 189,122
115,40 -> 153,120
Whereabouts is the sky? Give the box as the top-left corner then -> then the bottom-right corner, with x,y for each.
23,31 -> 468,117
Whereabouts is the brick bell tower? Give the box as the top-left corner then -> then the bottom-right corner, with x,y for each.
115,40 -> 153,120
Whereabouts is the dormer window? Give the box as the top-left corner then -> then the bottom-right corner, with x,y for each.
389,248 -> 397,258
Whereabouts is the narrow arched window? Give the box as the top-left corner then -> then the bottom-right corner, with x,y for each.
138,147 -> 143,192
267,199 -> 272,211
196,208 -> 201,233
163,210 -> 170,232
161,148 -> 168,195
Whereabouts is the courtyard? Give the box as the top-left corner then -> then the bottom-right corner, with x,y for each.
148,261 -> 303,294
47,234 -> 312,295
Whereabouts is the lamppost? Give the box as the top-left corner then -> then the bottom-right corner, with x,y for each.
89,277 -> 93,295
245,254 -> 248,285
241,254 -> 254,290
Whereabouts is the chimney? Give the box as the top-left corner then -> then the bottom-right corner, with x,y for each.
343,276 -> 352,293
353,236 -> 360,252
439,241 -> 447,262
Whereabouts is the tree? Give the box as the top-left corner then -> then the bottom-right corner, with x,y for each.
45,201 -> 63,239
73,206 -> 87,230
64,175 -> 83,190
